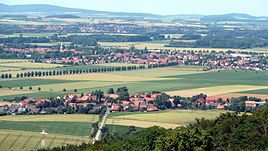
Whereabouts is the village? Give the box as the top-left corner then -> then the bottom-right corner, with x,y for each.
0,86 -> 266,116
3,45 -> 268,72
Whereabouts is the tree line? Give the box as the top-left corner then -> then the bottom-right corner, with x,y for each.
166,29 -> 268,49
1,62 -> 180,79
0,32 -> 165,48
7,65 -> 146,79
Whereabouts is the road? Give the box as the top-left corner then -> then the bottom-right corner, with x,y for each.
92,107 -> 109,144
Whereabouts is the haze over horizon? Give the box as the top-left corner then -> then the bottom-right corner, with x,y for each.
0,0 -> 267,17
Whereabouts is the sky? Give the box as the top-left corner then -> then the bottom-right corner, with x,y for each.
1,0 -> 268,16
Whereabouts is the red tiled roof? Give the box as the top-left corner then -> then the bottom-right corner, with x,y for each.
109,94 -> 119,99
245,100 -> 256,107
206,96 -> 217,102
147,106 -> 158,112
35,98 -> 51,105
112,105 -> 120,111
197,98 -> 205,103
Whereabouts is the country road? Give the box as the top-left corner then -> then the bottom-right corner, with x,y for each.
92,107 -> 109,144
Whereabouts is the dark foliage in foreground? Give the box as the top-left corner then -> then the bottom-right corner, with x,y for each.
40,106 -> 268,151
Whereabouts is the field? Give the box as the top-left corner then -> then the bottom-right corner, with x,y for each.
107,110 -> 228,128
0,62 -> 64,69
1,61 -> 268,101
27,42 -> 72,46
99,41 -> 250,52
0,110 -> 226,150
166,85 -> 268,97
0,114 -> 96,150
0,61 -> 145,76
0,114 -> 130,150
0,130 -> 90,151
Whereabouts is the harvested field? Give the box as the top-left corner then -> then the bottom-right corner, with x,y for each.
214,93 -> 268,100
99,42 -> 247,52
106,119 -> 180,129
0,62 -> 64,68
107,110 -> 228,127
0,89 -> 35,96
37,73 -> 175,82
166,85 -> 268,97
0,114 -> 98,123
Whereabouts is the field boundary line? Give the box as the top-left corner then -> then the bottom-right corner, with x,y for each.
34,137 -> 42,149
74,138 -> 80,145
0,133 -> 10,147
62,138 -> 67,146
21,134 -> 33,150
8,134 -> 22,150
47,136 -> 56,148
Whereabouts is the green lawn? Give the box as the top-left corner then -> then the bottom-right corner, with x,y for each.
165,70 -> 268,86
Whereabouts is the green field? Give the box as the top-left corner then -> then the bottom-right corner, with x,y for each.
0,110 -> 227,150
27,42 -> 71,46
0,114 -> 94,150
0,130 -> 90,151
0,114 -> 140,150
1,63 -> 268,100
239,88 -> 268,94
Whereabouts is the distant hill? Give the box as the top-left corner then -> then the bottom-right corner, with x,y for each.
45,14 -> 81,19
0,14 -> 28,19
0,3 -> 160,19
0,3 -> 267,22
201,13 -> 268,22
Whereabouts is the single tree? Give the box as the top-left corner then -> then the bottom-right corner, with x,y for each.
107,88 -> 114,94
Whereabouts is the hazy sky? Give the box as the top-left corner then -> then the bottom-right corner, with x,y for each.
1,0 -> 268,16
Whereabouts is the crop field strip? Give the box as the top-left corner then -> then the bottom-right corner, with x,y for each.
1,68 -> 268,101
21,134 -> 33,150
0,110 -> 229,150
107,110 -> 228,128
99,41 -> 257,52
0,130 -> 91,151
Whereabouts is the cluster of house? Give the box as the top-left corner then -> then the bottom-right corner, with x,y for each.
5,47 -> 82,54
5,48 -> 57,54
9,22 -> 195,35
45,50 -> 268,71
0,91 -> 266,115
193,96 -> 266,109
0,93 -> 162,115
